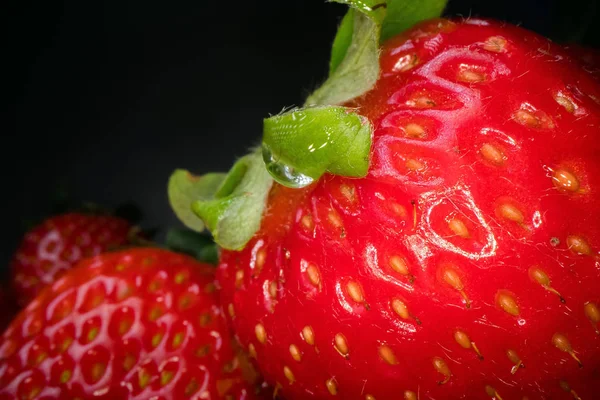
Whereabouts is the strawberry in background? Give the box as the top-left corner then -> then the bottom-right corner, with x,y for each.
0,248 -> 270,399
9,213 -> 134,307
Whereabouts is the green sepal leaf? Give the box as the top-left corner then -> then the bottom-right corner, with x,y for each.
305,8 -> 380,106
309,0 -> 448,106
262,106 -> 372,188
381,0 -> 448,43
329,10 -> 355,75
166,228 -> 219,265
168,170 -> 227,232
191,150 -> 273,251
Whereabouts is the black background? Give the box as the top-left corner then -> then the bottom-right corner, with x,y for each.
4,0 -> 600,271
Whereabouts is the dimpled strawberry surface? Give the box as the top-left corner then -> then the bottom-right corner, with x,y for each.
10,213 -> 133,307
217,18 -> 600,399
0,248 -> 268,399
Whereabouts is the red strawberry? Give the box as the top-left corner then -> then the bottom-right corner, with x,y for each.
0,248 -> 269,399
10,213 -> 134,307
215,17 -> 600,400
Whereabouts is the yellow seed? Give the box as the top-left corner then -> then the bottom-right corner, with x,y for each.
458,68 -> 486,83
404,391 -> 417,400
123,354 -> 136,371
255,248 -> 267,274
404,123 -> 427,139
448,218 -> 470,238
268,281 -> 278,299
393,53 -> 418,72
442,267 -> 463,290
365,395 -> 375,400
301,214 -> 314,231
328,210 -> 343,229
306,264 -> 321,287
566,235 -> 592,256
289,344 -> 302,362
584,302 -> 600,333
513,109 -> 540,127
228,303 -> 235,318
379,345 -> 398,365
408,96 -> 436,108
552,333 -> 572,351
529,266 -> 550,286
441,266 -> 470,308
497,203 -> 524,224
529,266 -> 564,302
235,269 -> 244,288
480,143 -> 505,165
432,357 -> 451,384
552,168 -> 580,192
555,93 -> 576,113
346,281 -> 365,304
483,36 -> 507,52
340,183 -> 357,204
389,256 -> 409,276
334,333 -> 349,357
255,323 -> 267,344
485,385 -> 503,399
60,370 -> 72,383
25,386 -> 42,400
302,326 -> 315,346
560,380 -> 582,400
507,349 -> 521,363
406,158 -> 426,172
161,370 -> 174,386
506,349 -> 525,374
552,333 -> 583,367
391,298 -> 414,322
172,332 -> 184,348
185,379 -> 200,397
283,366 -> 295,383
326,378 -> 338,395
496,290 -> 520,316
454,330 -> 471,349
390,202 -> 407,217
248,343 -> 257,359
92,363 -> 106,383
454,330 -> 483,359
138,367 -> 151,388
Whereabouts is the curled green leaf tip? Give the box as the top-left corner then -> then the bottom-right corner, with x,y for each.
262,106 -> 372,189
168,170 -> 227,232
191,150 -> 273,251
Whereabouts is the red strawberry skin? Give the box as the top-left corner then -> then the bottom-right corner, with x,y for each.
10,213 -> 133,307
0,248 -> 269,399
217,18 -> 600,399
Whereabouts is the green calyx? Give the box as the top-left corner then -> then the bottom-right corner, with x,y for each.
168,151 -> 273,251
262,106 -> 372,188
306,0 -> 448,106
167,0 -> 447,251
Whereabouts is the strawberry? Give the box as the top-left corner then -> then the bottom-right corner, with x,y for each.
0,248 -> 269,399
168,6 -> 600,400
10,213 -> 134,307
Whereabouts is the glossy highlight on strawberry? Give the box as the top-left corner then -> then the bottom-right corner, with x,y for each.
0,248 -> 269,399
217,18 -> 600,399
10,213 -> 133,307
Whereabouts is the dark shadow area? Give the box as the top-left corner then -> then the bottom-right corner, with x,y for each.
4,0 -> 599,268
